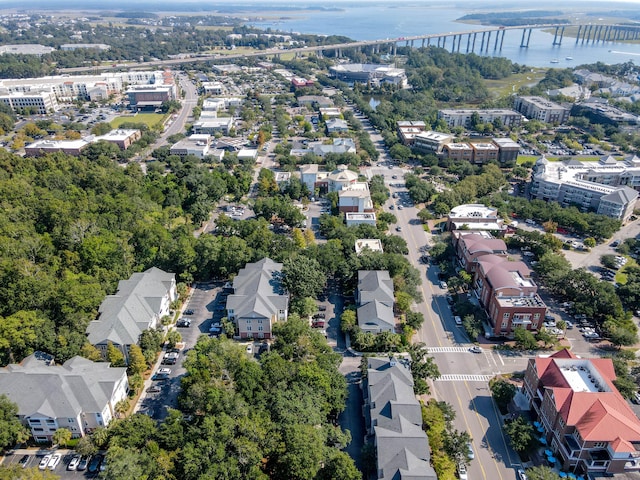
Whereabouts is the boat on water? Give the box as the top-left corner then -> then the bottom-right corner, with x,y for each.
565,56 -> 573,60
550,59 -> 559,63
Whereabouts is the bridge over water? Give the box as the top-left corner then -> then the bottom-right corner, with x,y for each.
58,23 -> 640,74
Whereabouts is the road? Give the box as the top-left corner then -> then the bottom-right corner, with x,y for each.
155,74 -> 199,148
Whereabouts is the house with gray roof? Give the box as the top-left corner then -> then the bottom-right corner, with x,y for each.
326,118 -> 349,133
226,258 -> 289,339
86,267 -> 177,363
363,357 -> 437,480
0,353 -> 128,442
356,271 -> 395,334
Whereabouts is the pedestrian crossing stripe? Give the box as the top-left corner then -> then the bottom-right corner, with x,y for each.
436,374 -> 494,382
425,346 -> 479,353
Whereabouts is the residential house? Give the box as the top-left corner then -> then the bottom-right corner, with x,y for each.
363,357 -> 437,480
86,267 -> 177,363
339,182 -> 374,213
356,271 -> 395,334
326,118 -> 349,134
473,255 -> 547,337
523,350 -> 640,475
225,258 -> 289,340
0,352 -> 128,442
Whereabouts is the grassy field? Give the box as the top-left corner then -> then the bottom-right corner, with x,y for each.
484,70 -> 547,98
111,113 -> 165,129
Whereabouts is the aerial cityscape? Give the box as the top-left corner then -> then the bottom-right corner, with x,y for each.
1,1 -> 640,479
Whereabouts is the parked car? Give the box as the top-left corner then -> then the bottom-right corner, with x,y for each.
88,455 -> 102,474
467,442 -> 475,460
565,321 -> 574,329
162,352 -> 179,365
312,320 -> 326,328
39,455 -> 52,471
454,316 -> 462,326
314,313 -> 325,319
77,456 -> 89,471
396,226 -> 402,231
176,319 -> 191,327
47,454 -> 61,470
518,469 -> 528,480
67,455 -> 81,471
318,305 -> 327,311
147,385 -> 162,393
184,309 -> 194,315
18,455 -> 29,468
446,294 -> 454,305
457,463 -> 468,480
158,367 -> 171,375
439,281 -> 448,289
152,373 -> 169,381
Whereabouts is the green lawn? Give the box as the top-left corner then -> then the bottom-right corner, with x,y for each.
484,70 -> 547,98
111,113 -> 165,129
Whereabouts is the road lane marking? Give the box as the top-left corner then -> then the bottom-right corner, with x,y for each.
426,346 -> 475,353
452,381 -> 488,480
436,374 -> 494,382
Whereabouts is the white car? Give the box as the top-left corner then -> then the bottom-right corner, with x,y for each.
67,455 -> 81,471
158,368 -> 172,375
439,281 -> 448,289
39,455 -> 52,470
458,463 -> 468,480
246,344 -> 253,355
455,316 -> 462,326
47,454 -> 61,470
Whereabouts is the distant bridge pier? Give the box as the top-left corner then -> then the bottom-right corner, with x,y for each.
575,25 -> 582,43
471,33 -> 477,52
493,30 -> 500,50
392,44 -> 397,55
427,37 -> 431,46
485,31 -> 492,52
520,28 -> 532,48
442,36 -> 447,49
480,32 -> 486,51
552,26 -> 565,45
466,34 -> 471,53
422,38 -> 425,48
499,29 -> 505,50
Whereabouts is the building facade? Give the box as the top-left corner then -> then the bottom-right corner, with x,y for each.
437,109 -> 523,128
514,96 -> 570,124
523,350 -> 640,475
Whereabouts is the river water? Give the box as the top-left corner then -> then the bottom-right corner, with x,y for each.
250,4 -> 640,67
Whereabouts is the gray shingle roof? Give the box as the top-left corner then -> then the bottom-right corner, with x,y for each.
365,358 -> 437,480
358,270 -> 394,305
86,267 -> 175,346
358,300 -> 395,332
601,186 -> 638,206
0,354 -> 127,419
226,258 -> 289,320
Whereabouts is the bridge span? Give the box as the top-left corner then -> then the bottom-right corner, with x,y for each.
58,23 -> 640,74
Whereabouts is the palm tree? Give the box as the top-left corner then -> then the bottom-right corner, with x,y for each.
115,399 -> 130,419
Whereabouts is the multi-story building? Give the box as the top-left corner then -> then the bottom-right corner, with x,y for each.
447,203 -> 504,231
492,137 -> 521,166
191,117 -> 234,135
396,121 -> 427,146
469,141 -> 499,164
442,142 -> 473,162
170,134 -> 211,159
437,109 -> 523,128
225,258 -> 289,340
514,96 -> 570,124
530,156 -> 639,221
473,255 -> 546,336
339,182 -> 374,213
327,165 -> 359,192
86,267 -> 177,363
329,64 -> 407,87
0,44 -> 54,55
0,91 -> 59,114
523,350 -> 640,475
127,85 -> 175,110
24,138 -> 93,157
60,43 -> 111,51
363,357 -> 437,480
356,271 -> 395,334
453,231 -> 507,273
412,130 -> 454,154
0,353 -> 128,442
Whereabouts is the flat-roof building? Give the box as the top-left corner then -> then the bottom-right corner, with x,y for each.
514,96 -> 570,124
127,85 -> 175,110
94,129 -> 141,150
412,130 -> 454,154
396,121 -> 427,146
170,134 -> 211,159
192,117 -> 234,135
447,204 -> 504,231
346,213 -> 377,227
355,239 -> 384,255
330,64 -> 407,87
438,108 -> 523,128
0,44 -> 54,56
0,91 -> 59,114
24,138 -> 93,157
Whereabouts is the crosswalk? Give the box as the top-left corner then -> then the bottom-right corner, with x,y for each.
425,346 -> 477,353
436,374 -> 495,382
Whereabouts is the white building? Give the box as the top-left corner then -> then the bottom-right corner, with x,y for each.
0,353 -> 128,442
192,117 -> 234,135
437,109 -> 523,128
0,91 -> 59,114
347,213 -> 378,227
170,134 -> 211,159
513,96 -> 570,124
339,182 -> 373,213
413,131 -> 454,154
355,238 -> 383,254
530,156 -> 640,221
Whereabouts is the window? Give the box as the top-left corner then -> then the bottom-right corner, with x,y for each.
501,321 -> 507,328
33,428 -> 44,432
68,418 -> 75,423
593,442 -> 606,448
534,313 -> 540,320
258,319 -> 263,324
258,326 -> 263,331
503,312 -> 510,319
246,326 -> 252,331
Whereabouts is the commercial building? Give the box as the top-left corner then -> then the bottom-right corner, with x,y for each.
355,239 -> 383,255
513,96 -> 570,124
473,255 -> 547,337
0,353 -> 128,442
356,271 -> 395,334
437,109 -> 523,128
330,64 -> 407,87
86,267 -> 177,363
412,130 -> 454,154
0,44 -> 54,55
363,357 -> 437,480
0,91 -> 59,114
346,213 -> 377,227
492,137 -> 521,165
192,117 -> 234,135
225,258 -> 289,340
126,85 -> 175,110
442,142 -> 473,162
338,182 -> 374,213
453,232 -> 507,273
396,121 -> 427,145
523,349 -> 640,475
530,156 -> 639,221
170,134 -> 211,159
60,43 -> 111,51
25,138 -> 93,157
94,129 -> 142,150
447,204 -> 504,231
297,95 -> 333,108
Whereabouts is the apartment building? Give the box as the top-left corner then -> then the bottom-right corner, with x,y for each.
437,108 -> 523,128
363,357 -> 437,480
530,156 -> 639,221
513,96 -> 570,124
523,350 -> 640,475
442,142 -> 473,162
473,255 -> 547,337
0,91 -> 59,114
453,231 -> 507,274
0,353 -> 128,442
225,258 -> 289,340
492,137 -> 521,165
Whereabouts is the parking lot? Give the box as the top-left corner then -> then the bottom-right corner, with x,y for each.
2,450 -> 101,478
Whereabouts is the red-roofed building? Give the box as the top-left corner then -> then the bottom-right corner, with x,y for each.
453,232 -> 507,274
523,350 -> 640,475
473,254 -> 546,336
